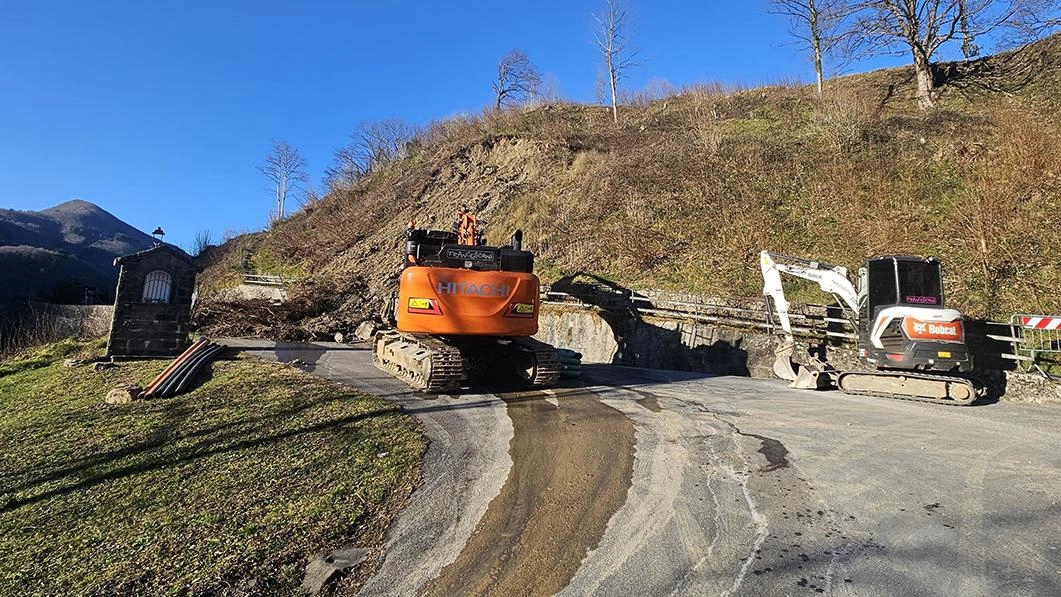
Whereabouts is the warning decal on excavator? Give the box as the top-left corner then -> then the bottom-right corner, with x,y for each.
507,303 -> 535,317
408,298 -> 442,315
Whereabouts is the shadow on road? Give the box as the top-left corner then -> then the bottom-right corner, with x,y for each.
551,272 -> 751,376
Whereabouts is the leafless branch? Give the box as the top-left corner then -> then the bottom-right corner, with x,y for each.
493,50 -> 542,110
594,0 -> 641,123
848,0 -> 1059,108
325,119 -> 417,191
770,0 -> 862,94
258,140 -> 307,221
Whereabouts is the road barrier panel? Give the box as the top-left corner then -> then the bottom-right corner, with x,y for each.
994,314 -> 1061,381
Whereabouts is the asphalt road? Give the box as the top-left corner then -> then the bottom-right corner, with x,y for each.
226,339 -> 1061,597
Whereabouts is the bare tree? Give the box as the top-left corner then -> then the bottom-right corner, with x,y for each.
259,140 -> 307,220
770,0 -> 859,95
191,229 -> 214,256
324,119 -> 417,190
594,0 -> 640,123
538,73 -> 564,103
850,0 -> 1060,108
298,183 -> 322,210
324,143 -> 367,190
1008,0 -> 1061,40
359,119 -> 417,171
493,50 -> 542,110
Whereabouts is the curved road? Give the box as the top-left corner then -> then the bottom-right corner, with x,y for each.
227,340 -> 1061,597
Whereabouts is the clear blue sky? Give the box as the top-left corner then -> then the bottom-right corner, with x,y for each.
0,0 -> 934,251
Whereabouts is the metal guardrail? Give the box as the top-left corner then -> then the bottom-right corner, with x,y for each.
541,284 -> 858,342
541,284 -> 1055,383
242,274 -> 290,287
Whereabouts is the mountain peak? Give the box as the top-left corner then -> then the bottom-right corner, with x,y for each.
41,198 -> 108,218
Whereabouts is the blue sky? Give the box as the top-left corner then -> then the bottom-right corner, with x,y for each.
0,1 -> 966,251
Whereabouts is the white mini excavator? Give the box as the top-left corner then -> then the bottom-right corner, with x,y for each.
760,251 -> 980,405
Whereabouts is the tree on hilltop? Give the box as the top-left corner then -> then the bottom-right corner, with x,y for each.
259,140 -> 307,222
325,119 -> 417,191
770,0 -> 859,96
493,50 -> 542,110
848,0 -> 1061,108
594,0 -> 640,124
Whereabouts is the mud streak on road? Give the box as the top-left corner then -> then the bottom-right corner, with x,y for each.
421,387 -> 635,597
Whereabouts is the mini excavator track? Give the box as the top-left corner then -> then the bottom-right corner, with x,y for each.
836,370 -> 978,406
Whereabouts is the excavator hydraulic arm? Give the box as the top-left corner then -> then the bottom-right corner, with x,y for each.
760,251 -> 858,389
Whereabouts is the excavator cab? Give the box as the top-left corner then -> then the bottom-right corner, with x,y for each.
857,257 -> 944,322
856,256 -> 972,374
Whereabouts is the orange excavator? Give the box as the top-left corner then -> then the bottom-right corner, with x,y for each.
372,210 -> 560,392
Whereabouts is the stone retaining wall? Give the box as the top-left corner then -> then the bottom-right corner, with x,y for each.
536,304 -> 1060,403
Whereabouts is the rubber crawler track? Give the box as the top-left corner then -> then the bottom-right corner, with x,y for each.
374,332 -> 561,393
837,370 -> 979,406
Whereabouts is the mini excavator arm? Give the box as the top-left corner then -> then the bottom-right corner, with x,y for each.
759,251 -> 859,332
759,251 -> 859,388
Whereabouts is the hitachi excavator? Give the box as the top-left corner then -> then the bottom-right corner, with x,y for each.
760,251 -> 980,405
372,211 -> 560,392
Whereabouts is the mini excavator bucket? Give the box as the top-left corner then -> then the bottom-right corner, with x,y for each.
790,363 -> 832,390
773,338 -> 832,390
772,339 -> 799,382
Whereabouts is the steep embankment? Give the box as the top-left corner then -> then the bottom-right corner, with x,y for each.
197,35 -> 1061,339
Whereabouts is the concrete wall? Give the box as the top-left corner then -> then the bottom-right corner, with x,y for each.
535,305 -> 853,379
214,284 -> 286,303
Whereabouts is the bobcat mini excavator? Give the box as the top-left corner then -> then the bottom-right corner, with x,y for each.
373,212 -> 560,392
760,251 -> 980,405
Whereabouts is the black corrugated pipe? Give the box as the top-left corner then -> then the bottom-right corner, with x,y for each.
168,343 -> 227,397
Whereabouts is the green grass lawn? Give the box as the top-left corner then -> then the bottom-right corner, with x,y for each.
0,339 -> 425,596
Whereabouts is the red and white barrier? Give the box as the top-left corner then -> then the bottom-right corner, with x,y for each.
1021,316 -> 1061,330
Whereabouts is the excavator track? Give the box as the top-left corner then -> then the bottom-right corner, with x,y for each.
508,337 -> 561,388
373,331 -> 561,393
373,331 -> 464,393
836,370 -> 979,406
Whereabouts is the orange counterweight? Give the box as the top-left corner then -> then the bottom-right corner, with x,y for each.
396,266 -> 540,336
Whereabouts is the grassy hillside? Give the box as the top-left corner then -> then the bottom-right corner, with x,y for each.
0,339 -> 424,596
198,35 -> 1061,337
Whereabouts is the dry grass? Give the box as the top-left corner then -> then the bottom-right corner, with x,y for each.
197,35 -> 1061,334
